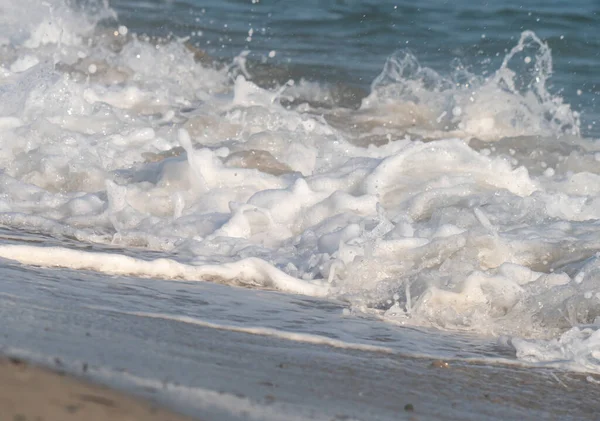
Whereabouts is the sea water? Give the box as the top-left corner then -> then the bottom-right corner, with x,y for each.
1,0 -> 600,419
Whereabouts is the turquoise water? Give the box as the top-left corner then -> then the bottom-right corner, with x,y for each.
112,0 -> 600,135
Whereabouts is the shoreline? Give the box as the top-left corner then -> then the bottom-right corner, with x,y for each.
2,267 -> 600,421
0,356 -> 197,421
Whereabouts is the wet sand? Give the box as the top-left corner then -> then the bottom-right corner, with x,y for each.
0,356 -> 195,421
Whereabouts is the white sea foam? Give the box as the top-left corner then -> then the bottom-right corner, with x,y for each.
512,327 -> 600,373
362,31 -> 580,140
0,244 -> 328,296
1,0 -> 600,373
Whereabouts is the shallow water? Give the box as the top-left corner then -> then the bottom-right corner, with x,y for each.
2,260 -> 599,420
2,0 -> 600,418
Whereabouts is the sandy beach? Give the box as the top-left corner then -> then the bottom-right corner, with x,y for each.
0,357 -> 194,421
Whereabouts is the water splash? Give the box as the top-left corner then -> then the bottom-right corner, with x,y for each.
363,31 -> 580,140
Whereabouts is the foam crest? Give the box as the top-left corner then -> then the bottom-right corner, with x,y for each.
512,327 -> 600,373
362,139 -> 538,204
0,244 -> 328,296
363,31 -> 580,140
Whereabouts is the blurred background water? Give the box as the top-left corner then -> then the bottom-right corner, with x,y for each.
111,0 -> 600,136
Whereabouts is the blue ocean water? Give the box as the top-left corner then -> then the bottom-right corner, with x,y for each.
113,0 -> 600,135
